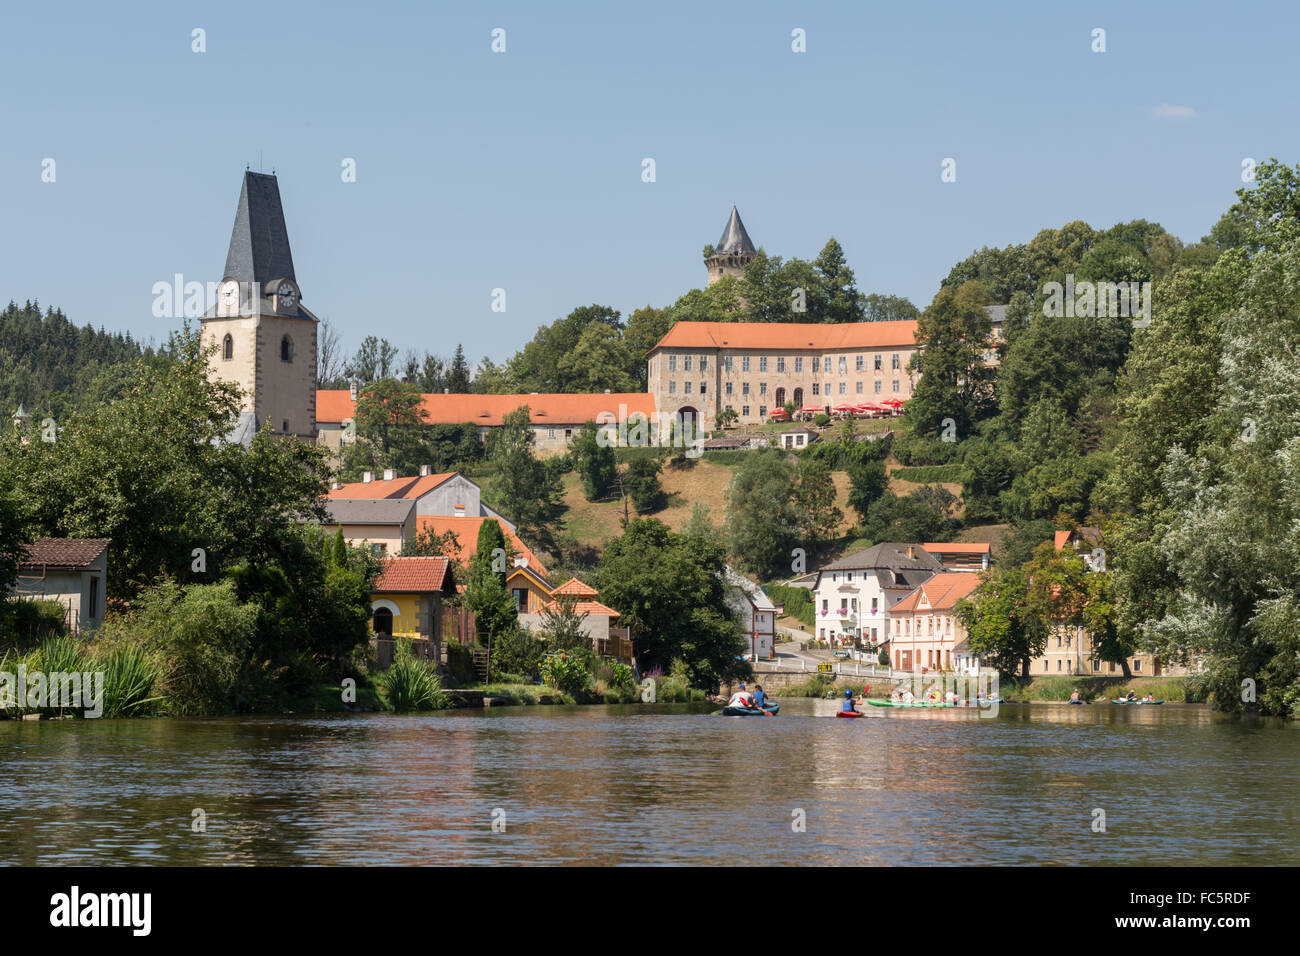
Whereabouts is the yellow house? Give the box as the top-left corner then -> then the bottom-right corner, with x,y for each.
369,556 -> 458,666
507,563 -> 553,614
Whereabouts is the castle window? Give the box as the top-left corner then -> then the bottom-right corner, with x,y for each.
794,357 -> 803,373
856,381 -> 863,394
823,357 -> 832,373
892,353 -> 900,370
684,355 -> 692,371
855,355 -> 864,372
725,382 -> 733,396
776,357 -> 785,372
669,381 -> 676,394
668,355 -> 677,372
874,381 -> 882,394
282,420 -> 289,432
699,356 -> 707,372
724,356 -> 733,372
223,334 -> 233,361
742,356 -> 751,372
281,336 -> 293,363
759,356 -> 767,372
875,355 -> 882,371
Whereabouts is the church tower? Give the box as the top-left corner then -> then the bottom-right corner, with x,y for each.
705,205 -> 757,286
200,172 -> 318,443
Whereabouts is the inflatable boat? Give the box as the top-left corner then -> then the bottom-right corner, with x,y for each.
1113,698 -> 1164,705
835,709 -> 865,718
867,699 -> 955,708
721,701 -> 780,716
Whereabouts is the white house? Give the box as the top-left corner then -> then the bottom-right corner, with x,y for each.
721,567 -> 780,660
811,543 -> 943,649
14,538 -> 111,634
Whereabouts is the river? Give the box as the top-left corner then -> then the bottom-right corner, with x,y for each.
3,699 -> 1297,865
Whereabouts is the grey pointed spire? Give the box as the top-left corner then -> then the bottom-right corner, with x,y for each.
223,171 -> 296,284
716,206 -> 756,256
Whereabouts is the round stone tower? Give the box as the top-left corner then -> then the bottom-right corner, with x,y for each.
705,205 -> 757,285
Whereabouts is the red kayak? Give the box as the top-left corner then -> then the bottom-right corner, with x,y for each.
836,710 -> 865,718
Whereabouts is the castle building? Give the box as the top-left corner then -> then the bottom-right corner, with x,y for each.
200,172 -> 318,444
705,206 -> 757,285
647,319 -> 921,431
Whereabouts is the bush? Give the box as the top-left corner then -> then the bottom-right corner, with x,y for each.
445,639 -> 477,685
539,651 -> 592,697
490,625 -> 545,681
384,638 -> 447,712
892,464 -> 966,483
1,598 -> 70,648
813,413 -> 831,427
99,641 -> 165,718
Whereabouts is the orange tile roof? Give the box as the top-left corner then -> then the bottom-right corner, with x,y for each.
540,598 -> 620,618
650,320 -> 919,352
316,391 -> 656,426
373,556 -> 455,593
1054,530 -> 1072,551
414,515 -> 548,578
327,473 -> 456,500
890,572 -> 982,614
551,577 -> 599,597
922,543 -> 990,555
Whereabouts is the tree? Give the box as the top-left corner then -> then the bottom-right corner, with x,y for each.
401,526 -> 463,561
793,457 -> 842,559
485,406 -> 563,542
573,420 -> 616,500
0,489 -> 29,602
596,518 -> 744,685
860,293 -> 920,323
317,318 -> 345,388
446,344 -> 473,392
906,280 -> 996,441
955,566 -> 1046,678
715,407 -> 738,429
538,594 -> 590,652
353,379 -> 428,456
622,456 -> 664,514
847,460 -> 888,523
346,336 -> 399,382
814,238 -> 864,323
725,447 -> 799,579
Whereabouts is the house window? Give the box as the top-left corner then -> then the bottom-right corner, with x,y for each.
759,356 -> 768,372
280,335 -> 293,363
1133,658 -> 1143,672
856,381 -> 863,394
824,382 -> 831,396
222,334 -> 233,361
822,599 -> 828,611
700,382 -> 707,394
777,357 -> 785,372
725,382 -> 733,396
684,381 -> 692,394
838,356 -> 847,374
794,357 -> 803,372
669,381 -> 676,394
892,353 -> 900,370
893,380 -> 900,393
512,588 -> 527,612
874,381 -> 882,394
282,420 -> 289,432
759,382 -> 767,396
1092,659 -> 1101,672
548,427 -> 557,438
669,355 -> 677,372
871,598 -> 878,613
371,543 -> 387,557
699,356 -> 707,371
822,357 -> 832,373
89,577 -> 99,619
758,405 -> 767,418
874,355 -> 882,371
741,405 -> 750,417
838,382 -> 846,395
684,355 -> 692,371
743,382 -> 750,396
724,355 -> 733,371
812,383 -> 819,395
855,355 -> 864,372
741,356 -> 751,372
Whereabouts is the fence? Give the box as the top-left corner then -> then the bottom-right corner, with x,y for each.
372,636 -> 437,671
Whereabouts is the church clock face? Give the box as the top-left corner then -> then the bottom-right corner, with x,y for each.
278,282 -> 297,310
221,280 -> 240,313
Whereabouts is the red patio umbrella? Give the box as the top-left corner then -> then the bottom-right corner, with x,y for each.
832,404 -> 856,413
882,398 -> 904,407
800,405 -> 824,414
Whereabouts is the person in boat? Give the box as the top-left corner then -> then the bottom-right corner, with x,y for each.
902,688 -> 916,703
1126,691 -> 1137,701
752,684 -> 768,709
1070,689 -> 1081,702
841,689 -> 858,713
727,683 -> 755,710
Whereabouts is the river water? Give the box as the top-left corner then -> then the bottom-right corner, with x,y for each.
2,699 -> 1297,865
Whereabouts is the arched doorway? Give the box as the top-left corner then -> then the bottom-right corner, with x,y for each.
792,387 -> 804,408
775,387 -> 786,408
373,607 -> 393,635
675,406 -> 699,442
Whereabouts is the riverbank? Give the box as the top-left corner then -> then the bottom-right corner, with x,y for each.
996,676 -> 1200,703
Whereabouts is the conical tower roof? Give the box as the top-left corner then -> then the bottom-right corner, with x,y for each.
223,171 -> 296,284
715,206 -> 756,256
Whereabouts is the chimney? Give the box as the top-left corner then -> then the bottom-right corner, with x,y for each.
444,388 -> 449,394
604,389 -> 611,394
907,546 -> 915,559
349,381 -> 358,401
362,471 -> 373,483
332,481 -> 343,490
383,468 -> 396,481
419,464 -> 430,477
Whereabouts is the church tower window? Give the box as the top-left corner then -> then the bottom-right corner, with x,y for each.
281,335 -> 294,363
223,334 -> 233,360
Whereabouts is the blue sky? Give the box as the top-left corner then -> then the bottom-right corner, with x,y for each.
3,0 -> 1297,367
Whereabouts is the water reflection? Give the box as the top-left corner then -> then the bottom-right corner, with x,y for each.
2,701 -> 1297,865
